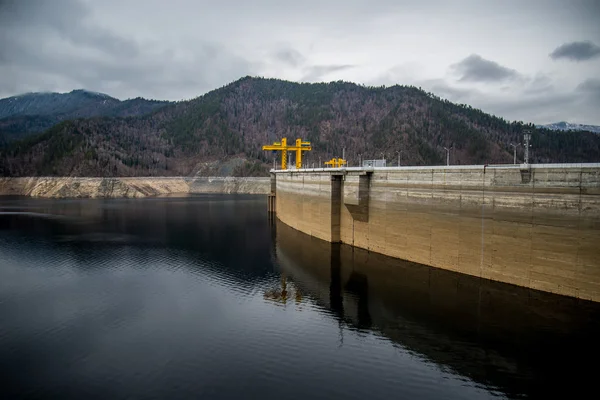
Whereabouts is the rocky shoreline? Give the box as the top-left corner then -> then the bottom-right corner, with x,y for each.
0,177 -> 270,198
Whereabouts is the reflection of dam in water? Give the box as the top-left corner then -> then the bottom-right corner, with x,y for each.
273,219 -> 600,399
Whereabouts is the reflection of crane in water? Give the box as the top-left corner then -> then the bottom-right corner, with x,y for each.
265,214 -> 303,306
263,274 -> 303,305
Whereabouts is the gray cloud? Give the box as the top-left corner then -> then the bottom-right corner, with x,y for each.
413,74 -> 600,125
577,78 -> 600,92
300,65 -> 355,82
577,78 -> 600,102
479,92 -> 584,125
0,0 -> 258,100
523,73 -> 554,95
375,66 -> 583,124
0,0 -> 138,57
273,49 -> 305,67
450,55 -> 520,83
550,41 -> 600,61
269,49 -> 357,83
418,79 -> 477,102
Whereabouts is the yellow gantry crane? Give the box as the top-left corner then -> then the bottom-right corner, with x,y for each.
324,158 -> 347,168
262,138 -> 312,170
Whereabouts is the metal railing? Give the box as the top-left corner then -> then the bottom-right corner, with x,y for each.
270,162 -> 600,173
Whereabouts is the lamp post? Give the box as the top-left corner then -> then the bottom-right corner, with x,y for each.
443,147 -> 451,166
523,131 -> 532,165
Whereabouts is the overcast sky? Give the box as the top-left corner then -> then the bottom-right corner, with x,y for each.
1,0 -> 599,124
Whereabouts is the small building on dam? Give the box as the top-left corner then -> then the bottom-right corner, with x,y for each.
269,163 -> 600,302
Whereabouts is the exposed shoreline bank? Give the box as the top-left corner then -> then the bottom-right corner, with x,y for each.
0,177 -> 270,198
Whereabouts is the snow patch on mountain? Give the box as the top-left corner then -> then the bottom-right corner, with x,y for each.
538,121 -> 600,133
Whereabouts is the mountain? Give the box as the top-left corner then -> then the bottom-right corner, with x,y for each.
537,121 -> 600,134
1,77 -> 599,177
0,90 -> 171,143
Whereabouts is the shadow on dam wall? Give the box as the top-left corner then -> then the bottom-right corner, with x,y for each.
273,218 -> 600,399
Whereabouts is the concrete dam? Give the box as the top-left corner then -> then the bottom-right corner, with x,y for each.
270,163 -> 600,302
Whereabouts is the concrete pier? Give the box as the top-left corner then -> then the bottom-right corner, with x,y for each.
272,163 -> 600,301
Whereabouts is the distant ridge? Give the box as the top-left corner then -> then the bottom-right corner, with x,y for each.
0,89 -> 171,143
537,121 -> 600,134
0,89 -> 121,119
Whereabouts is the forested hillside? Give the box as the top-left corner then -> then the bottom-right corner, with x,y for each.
1,77 -> 599,177
0,90 -> 170,144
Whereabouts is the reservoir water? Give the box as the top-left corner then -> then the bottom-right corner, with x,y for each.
1,195 -> 599,399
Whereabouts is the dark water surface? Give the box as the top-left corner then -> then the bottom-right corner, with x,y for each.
1,195 -> 599,400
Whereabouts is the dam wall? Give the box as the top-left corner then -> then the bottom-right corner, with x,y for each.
0,176 -> 270,198
273,164 -> 600,301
